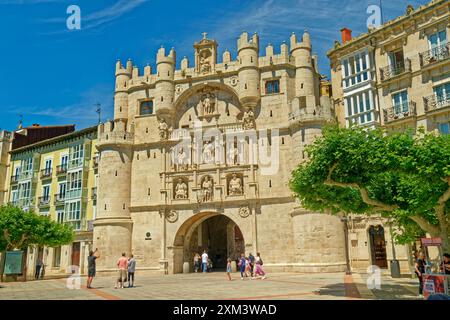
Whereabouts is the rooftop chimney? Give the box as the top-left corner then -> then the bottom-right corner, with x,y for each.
341,28 -> 352,44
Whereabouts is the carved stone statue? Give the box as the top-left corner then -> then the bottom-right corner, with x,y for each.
243,108 -> 255,130
177,147 -> 188,171
202,176 -> 213,202
202,141 -> 215,164
158,118 -> 169,140
199,51 -> 212,74
229,173 -> 243,196
229,144 -> 239,165
175,179 -> 188,199
201,92 -> 216,115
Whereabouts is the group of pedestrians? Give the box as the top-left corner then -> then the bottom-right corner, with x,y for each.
193,251 -> 213,273
414,251 -> 450,298
236,252 -> 266,280
86,249 -> 137,289
193,250 -> 267,281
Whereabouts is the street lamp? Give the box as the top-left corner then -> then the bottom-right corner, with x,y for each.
341,215 -> 352,275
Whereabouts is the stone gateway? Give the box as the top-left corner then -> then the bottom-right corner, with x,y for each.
93,32 -> 346,275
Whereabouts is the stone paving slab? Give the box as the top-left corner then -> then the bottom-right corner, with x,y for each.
0,272 -> 421,300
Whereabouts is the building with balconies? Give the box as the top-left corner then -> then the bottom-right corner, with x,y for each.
5,126 -> 99,278
328,0 -> 449,134
326,0 -> 449,272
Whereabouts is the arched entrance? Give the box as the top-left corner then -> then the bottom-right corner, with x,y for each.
368,225 -> 388,269
173,213 -> 245,273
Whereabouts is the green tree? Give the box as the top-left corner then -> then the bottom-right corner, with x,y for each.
0,205 -> 74,275
290,126 -> 450,252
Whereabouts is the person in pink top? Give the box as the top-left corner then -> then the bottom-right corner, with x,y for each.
115,253 -> 129,289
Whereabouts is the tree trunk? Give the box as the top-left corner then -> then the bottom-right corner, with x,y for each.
0,250 -> 5,283
439,227 -> 449,254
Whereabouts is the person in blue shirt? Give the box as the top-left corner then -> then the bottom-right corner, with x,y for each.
239,253 -> 246,280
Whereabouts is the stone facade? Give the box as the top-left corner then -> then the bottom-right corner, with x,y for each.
328,0 -> 449,133
94,31 -> 348,275
327,0 -> 450,273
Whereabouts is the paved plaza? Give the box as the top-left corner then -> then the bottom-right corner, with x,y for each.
0,272 -> 422,300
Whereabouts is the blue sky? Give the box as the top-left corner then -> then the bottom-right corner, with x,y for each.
0,0 -> 429,131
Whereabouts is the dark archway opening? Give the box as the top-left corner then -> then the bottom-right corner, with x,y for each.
186,215 -> 244,270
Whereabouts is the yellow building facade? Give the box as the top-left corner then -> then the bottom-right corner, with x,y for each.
5,126 -> 98,277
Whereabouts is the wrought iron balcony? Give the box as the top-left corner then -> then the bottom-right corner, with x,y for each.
10,175 -> 19,184
419,43 -> 449,68
16,198 -> 35,208
40,168 -> 52,179
56,164 -> 68,176
54,193 -> 65,206
383,101 -> 417,123
38,196 -> 51,207
379,59 -> 411,81
93,156 -> 99,169
424,93 -> 450,113
91,187 -> 97,200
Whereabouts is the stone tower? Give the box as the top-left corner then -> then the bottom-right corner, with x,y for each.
93,61 -> 135,272
237,32 -> 260,109
94,32 -> 345,275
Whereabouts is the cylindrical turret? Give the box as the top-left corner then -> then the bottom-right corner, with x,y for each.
114,59 -> 132,120
155,47 -> 176,123
237,32 -> 260,109
290,31 -> 316,100
94,121 -> 133,272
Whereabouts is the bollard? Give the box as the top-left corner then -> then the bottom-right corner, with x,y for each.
183,262 -> 190,274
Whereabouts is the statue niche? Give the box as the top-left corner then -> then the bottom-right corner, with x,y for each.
198,175 -> 213,203
196,88 -> 218,119
174,178 -> 188,200
228,173 -> 243,196
202,140 -> 215,165
171,146 -> 190,171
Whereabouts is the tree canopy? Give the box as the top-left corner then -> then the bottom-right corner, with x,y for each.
290,126 -> 450,252
0,205 -> 74,252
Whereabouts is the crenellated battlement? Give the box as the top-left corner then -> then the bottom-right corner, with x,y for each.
157,46 -> 176,65
237,31 -> 259,52
290,31 -> 312,53
97,119 -> 134,149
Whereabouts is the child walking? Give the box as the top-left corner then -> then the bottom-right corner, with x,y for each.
226,258 -> 232,281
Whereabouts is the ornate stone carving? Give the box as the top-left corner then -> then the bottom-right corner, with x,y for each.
174,178 -> 188,199
202,140 -> 215,164
201,92 -> 216,115
158,118 -> 169,140
243,108 -> 256,130
230,76 -> 238,87
176,147 -> 189,171
229,173 -> 243,196
239,206 -> 250,218
199,51 -> 212,74
201,176 -> 213,202
166,210 -> 179,223
228,144 -> 240,165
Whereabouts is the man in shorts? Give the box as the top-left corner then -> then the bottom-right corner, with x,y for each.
115,253 -> 128,289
